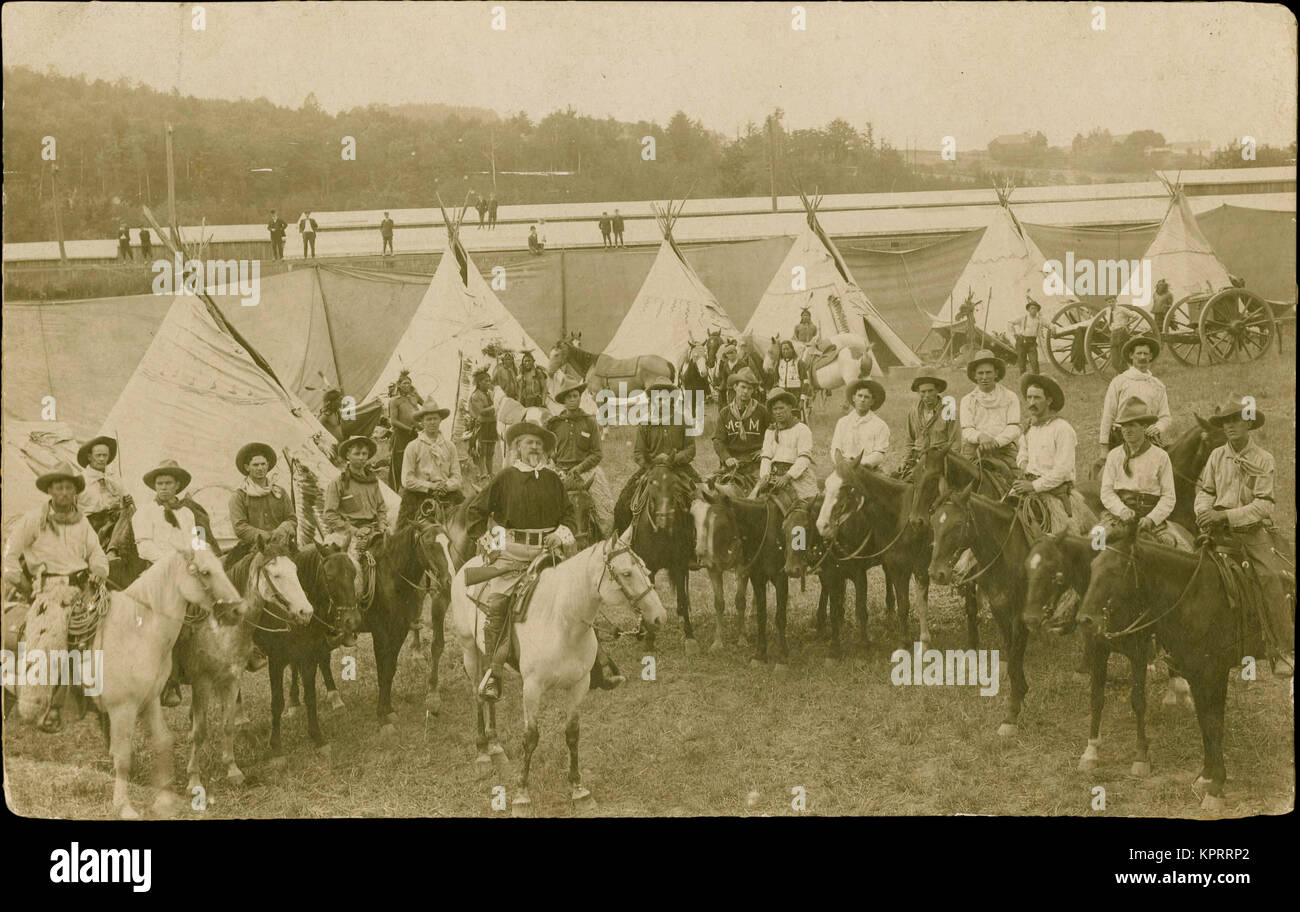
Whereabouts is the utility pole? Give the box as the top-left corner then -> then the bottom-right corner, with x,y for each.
489,130 -> 498,193
165,122 -> 179,249
51,162 -> 67,264
766,116 -> 778,212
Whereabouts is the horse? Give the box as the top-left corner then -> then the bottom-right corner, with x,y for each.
77,546 -> 242,818
563,472 -> 603,549
447,530 -> 667,814
693,488 -> 791,669
690,471 -> 757,653
549,333 -> 673,399
1076,528 -> 1245,811
183,531 -> 314,795
621,464 -> 692,651
679,340 -> 711,406
928,485 -> 1033,736
818,462 -> 933,651
357,520 -> 453,736
1164,418 -> 1227,532
257,544 -> 359,763
703,328 -> 724,374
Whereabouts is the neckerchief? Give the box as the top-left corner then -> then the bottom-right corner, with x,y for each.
155,493 -> 183,529
513,458 -> 550,479
1121,436 -> 1152,478
346,465 -> 375,484
43,502 -> 83,530
242,476 -> 274,498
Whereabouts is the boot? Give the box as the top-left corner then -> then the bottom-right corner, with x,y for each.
590,643 -> 625,691
479,595 -> 510,701
245,644 -> 268,672
160,676 -> 183,707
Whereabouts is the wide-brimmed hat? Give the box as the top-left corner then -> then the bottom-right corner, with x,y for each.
552,373 -> 587,400
236,442 -> 277,475
1021,373 -> 1065,412
143,459 -> 192,491
1121,335 -> 1161,363
76,435 -> 118,468
36,461 -> 85,494
337,436 -> 378,460
413,402 -> 451,422
1208,396 -> 1265,430
1025,298 -> 1042,312
845,378 -> 886,409
504,421 -> 556,452
727,366 -> 760,389
966,350 -> 1006,382
766,388 -> 797,410
1113,397 -> 1158,427
910,375 -> 948,393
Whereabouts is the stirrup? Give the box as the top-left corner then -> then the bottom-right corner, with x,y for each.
478,669 -> 501,701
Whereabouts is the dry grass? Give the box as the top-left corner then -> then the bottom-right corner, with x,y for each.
5,346 -> 1294,819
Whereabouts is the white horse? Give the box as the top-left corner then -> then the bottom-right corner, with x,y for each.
446,528 -> 666,815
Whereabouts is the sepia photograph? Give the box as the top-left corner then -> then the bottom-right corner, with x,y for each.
1,0 -> 1294,856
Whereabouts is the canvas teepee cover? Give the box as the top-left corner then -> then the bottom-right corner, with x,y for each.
99,294 -> 397,550
603,200 -> 739,365
938,184 -> 1052,335
1138,177 -> 1231,301
1,422 -> 84,538
745,191 -> 920,373
363,204 -> 548,440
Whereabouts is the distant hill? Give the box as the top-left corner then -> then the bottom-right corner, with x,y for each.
364,102 -> 502,124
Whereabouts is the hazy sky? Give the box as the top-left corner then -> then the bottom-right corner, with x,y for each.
3,2 -> 1296,148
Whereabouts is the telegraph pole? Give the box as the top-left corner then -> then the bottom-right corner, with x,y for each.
767,116 -> 778,212
165,123 -> 179,249
51,162 -> 67,264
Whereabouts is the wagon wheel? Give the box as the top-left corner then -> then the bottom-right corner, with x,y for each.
1083,304 -> 1158,374
1198,288 -> 1276,363
1046,301 -> 1095,375
1161,294 -> 1209,366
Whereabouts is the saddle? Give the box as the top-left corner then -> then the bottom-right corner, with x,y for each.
1204,535 -> 1263,660
470,550 -> 561,625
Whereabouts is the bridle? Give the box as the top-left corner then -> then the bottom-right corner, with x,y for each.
596,537 -> 656,618
181,549 -> 241,626
245,555 -> 306,633
934,493 -> 1022,586
1095,539 -> 1206,642
822,479 -> 908,562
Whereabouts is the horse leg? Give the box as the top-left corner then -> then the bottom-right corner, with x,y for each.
889,560 -> 912,650
487,700 -> 506,764
144,696 -> 181,816
772,573 -> 790,672
1078,635 -> 1108,771
285,663 -> 301,718
320,643 -> 344,710
301,653 -> 326,751
426,595 -> 447,714
750,574 -> 768,666
513,676 -> 543,817
962,583 -> 980,649
814,582 -> 828,636
473,697 -> 493,779
826,570 -> 844,662
1187,669 -> 1229,811
914,558 -> 932,650
1128,640 -> 1152,778
675,566 -> 697,656
186,677 -> 208,793
565,678 -> 593,805
733,571 -> 749,650
108,702 -> 141,818
853,566 -> 869,646
994,599 -> 1027,737
218,676 -> 244,787
373,624 -> 400,734
268,654 -> 287,767
707,567 -> 727,654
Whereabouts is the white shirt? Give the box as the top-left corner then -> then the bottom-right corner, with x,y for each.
1099,367 -> 1172,443
1010,315 -> 1043,338
79,466 -> 126,515
1100,444 -> 1176,525
831,410 -> 889,468
1016,417 -> 1076,491
133,500 -> 198,563
775,358 -> 802,389
960,385 -> 1022,447
760,422 -> 818,500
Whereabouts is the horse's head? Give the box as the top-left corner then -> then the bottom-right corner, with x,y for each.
782,495 -> 823,578
1077,533 -> 1141,635
704,329 -> 723,366
315,545 -> 360,647
412,520 -> 453,601
255,534 -> 314,626
691,484 -> 739,570
1184,415 -> 1226,474
548,338 -> 571,374
180,544 -> 244,625
644,464 -> 689,532
908,445 -> 950,529
600,528 -> 666,631
1023,531 -> 1071,631
928,483 -> 977,586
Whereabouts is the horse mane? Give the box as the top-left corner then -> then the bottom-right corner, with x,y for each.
225,549 -> 260,593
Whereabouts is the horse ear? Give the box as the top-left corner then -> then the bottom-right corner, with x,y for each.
618,525 -> 633,545
1195,414 -> 1210,432
954,482 -> 974,503
1054,529 -> 1068,545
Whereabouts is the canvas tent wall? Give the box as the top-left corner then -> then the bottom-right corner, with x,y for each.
1,421 -> 84,537
602,201 -> 739,366
935,186 -> 1053,338
1131,180 -> 1232,303
744,196 -> 921,373
99,294 -> 397,550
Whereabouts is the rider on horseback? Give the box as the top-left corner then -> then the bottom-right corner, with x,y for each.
822,378 -> 887,514
712,367 -> 768,492
398,402 -> 464,527
2,462 -> 109,731
228,442 -> 297,563
614,377 -> 700,532
756,388 -> 818,512
959,350 -> 1021,476
898,376 -> 958,480
324,436 -> 388,599
1097,398 -> 1185,549
1011,374 -> 1094,535
76,436 -> 133,578
548,375 -> 613,538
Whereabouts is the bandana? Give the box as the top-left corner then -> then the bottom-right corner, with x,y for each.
513,458 -> 551,479
43,502 -> 83,529
242,476 -> 275,498
1121,437 -> 1152,478
346,465 -> 375,484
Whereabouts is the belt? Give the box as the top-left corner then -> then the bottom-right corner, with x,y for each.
507,529 -> 552,546
770,461 -> 793,477
1117,491 -> 1161,515
35,569 -> 89,591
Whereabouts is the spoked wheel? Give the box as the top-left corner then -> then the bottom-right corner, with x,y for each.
1161,294 -> 1209,366
1083,304 -> 1158,374
1046,302 -> 1095,375
1198,289 -> 1276,363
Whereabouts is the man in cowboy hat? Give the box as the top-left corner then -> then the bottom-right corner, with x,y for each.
792,306 -> 819,345
1097,398 -> 1187,550
516,351 -> 548,409
614,376 -> 699,533
76,436 -> 133,575
1098,335 -> 1171,455
386,371 -> 424,491
316,387 -> 346,442
959,350 -> 1021,473
757,388 -> 818,510
713,338 -> 742,401
548,374 -> 613,537
830,378 -> 889,471
2,462 -> 109,731
492,351 -> 519,402
466,420 -> 581,701
1011,374 -> 1093,534
133,460 -> 221,564
767,339 -> 810,422
1009,295 -> 1045,375
712,366 -> 769,492
468,366 -> 498,481
899,376 -> 958,479
228,442 -> 297,564
325,435 -> 389,601
1195,396 -> 1294,677
399,401 -> 463,526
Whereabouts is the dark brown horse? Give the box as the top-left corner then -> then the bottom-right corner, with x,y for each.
617,465 -> 687,650
694,489 -> 790,669
784,493 -> 876,661
1076,528 -> 1243,811
1163,419 -> 1227,532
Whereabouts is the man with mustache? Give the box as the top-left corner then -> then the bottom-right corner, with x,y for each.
1011,374 -> 1093,534
958,350 -> 1021,475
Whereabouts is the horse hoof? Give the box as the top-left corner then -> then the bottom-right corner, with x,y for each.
475,755 -> 493,779
571,786 -> 592,803
283,705 -> 300,720
268,755 -> 287,771
1200,792 -> 1225,813
1162,690 -> 1179,706
996,723 -> 1018,738
511,798 -> 534,818
317,743 -> 331,760
683,638 -> 700,657
379,723 -> 397,740
118,804 -> 140,820
1179,695 -> 1196,711
489,742 -> 509,762
424,692 -> 441,714
1193,775 -> 1213,793
152,791 -> 181,817
1072,672 -> 1090,685
708,640 -> 724,655
772,663 -> 789,677
327,691 -> 346,711
1078,756 -> 1098,773
227,768 -> 246,787
1129,761 -> 1151,779
749,658 -> 762,669
384,712 -> 398,726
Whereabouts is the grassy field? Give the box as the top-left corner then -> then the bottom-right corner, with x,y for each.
5,345 -> 1294,819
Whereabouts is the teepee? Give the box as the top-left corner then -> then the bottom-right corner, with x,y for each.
1133,174 -> 1231,302
938,182 -> 1053,336
602,199 -> 739,367
2,421 -> 83,537
745,188 -> 920,372
363,198 -> 548,440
